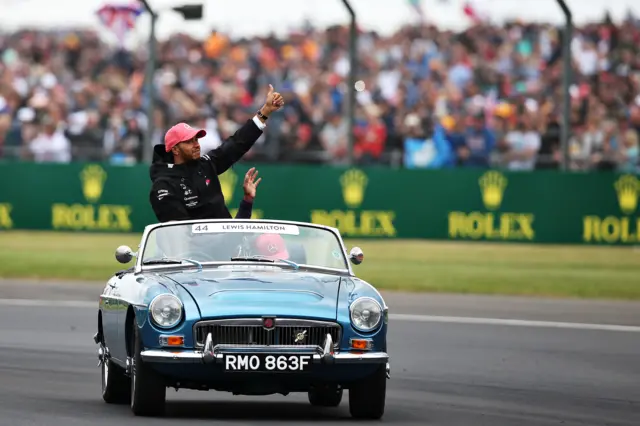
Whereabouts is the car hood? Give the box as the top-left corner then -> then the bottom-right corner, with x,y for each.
160,267 -> 342,320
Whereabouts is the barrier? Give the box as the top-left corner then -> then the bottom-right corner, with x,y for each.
0,162 -> 638,245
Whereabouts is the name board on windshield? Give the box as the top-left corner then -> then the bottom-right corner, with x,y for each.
192,223 -> 300,235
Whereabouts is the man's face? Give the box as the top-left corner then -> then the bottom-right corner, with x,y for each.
173,137 -> 201,163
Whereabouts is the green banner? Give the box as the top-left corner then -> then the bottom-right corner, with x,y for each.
0,161 -> 638,245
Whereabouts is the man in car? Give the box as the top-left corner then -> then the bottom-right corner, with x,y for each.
253,233 -> 290,259
149,84 -> 284,222
246,233 -> 308,265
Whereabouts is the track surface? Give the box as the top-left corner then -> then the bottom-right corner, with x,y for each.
0,280 -> 639,425
3,278 -> 640,325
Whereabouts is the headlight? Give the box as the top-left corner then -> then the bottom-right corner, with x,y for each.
149,294 -> 183,328
349,297 -> 383,332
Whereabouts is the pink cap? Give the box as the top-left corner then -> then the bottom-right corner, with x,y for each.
255,234 -> 289,259
164,123 -> 207,152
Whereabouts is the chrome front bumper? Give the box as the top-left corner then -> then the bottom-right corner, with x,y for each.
140,332 -> 389,372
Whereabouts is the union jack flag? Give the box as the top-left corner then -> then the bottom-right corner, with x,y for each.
96,1 -> 145,46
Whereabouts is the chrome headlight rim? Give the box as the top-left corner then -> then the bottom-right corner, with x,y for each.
149,294 -> 183,329
349,296 -> 383,333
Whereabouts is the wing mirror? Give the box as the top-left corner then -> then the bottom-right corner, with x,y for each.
115,245 -> 137,264
349,247 -> 364,265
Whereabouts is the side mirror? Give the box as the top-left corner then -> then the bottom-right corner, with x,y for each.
115,245 -> 136,264
349,247 -> 364,265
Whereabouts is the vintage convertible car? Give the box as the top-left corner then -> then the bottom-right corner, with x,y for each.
94,218 -> 389,419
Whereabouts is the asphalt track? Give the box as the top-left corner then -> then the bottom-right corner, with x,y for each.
1,279 -> 639,426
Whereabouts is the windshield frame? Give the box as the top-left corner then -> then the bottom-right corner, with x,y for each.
133,219 -> 354,276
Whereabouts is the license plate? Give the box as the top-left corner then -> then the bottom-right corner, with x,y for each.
222,354 -> 313,372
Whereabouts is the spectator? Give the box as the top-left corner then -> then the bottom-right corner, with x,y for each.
65,110 -> 105,162
319,112 -> 349,164
536,116 -> 561,170
278,108 -> 316,163
453,113 -> 496,167
403,114 -> 454,169
501,114 -> 541,171
617,129 -> 639,173
353,105 -> 387,165
28,115 -> 70,163
0,16 -> 637,172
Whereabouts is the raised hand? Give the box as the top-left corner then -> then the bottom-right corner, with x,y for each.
261,84 -> 284,116
243,167 -> 262,202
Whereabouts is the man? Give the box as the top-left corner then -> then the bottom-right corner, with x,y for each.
253,233 -> 290,260
149,84 -> 284,222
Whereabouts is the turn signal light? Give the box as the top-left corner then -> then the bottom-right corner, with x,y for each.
159,335 -> 184,346
350,338 -> 373,350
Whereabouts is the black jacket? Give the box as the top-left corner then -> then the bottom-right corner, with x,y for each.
149,118 -> 263,222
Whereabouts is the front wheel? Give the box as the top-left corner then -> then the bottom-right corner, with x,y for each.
348,365 -> 386,419
130,321 -> 166,416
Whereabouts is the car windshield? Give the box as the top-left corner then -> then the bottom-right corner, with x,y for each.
140,221 -> 348,271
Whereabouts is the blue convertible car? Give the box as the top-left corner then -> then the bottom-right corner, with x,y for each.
94,219 -> 390,419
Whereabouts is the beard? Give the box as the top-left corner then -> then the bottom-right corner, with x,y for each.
178,146 -> 200,162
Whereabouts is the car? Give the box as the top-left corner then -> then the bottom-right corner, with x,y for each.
94,218 -> 390,419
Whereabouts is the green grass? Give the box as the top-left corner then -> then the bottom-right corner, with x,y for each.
0,231 -> 639,300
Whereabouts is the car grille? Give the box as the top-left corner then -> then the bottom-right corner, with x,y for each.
193,318 -> 341,348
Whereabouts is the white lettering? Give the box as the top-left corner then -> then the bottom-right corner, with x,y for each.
222,354 -> 312,371
225,355 -> 236,370
157,189 -> 170,200
300,356 -> 310,370
289,356 -> 299,370
265,356 -> 276,370
192,223 -> 300,235
237,355 -> 249,370
277,356 -> 288,370
249,356 -> 260,370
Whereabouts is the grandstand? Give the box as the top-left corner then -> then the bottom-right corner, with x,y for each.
0,0 -> 637,172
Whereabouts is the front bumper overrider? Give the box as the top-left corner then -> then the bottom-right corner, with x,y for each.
140,332 -> 390,376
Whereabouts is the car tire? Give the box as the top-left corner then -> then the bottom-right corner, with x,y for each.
101,354 -> 131,404
348,365 -> 386,419
308,386 -> 343,407
130,321 -> 166,416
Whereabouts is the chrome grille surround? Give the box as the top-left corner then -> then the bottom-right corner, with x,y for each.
193,318 -> 342,349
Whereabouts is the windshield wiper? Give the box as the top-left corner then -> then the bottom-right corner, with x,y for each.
230,255 -> 299,270
142,257 -> 203,271
143,259 -> 181,264
230,256 -> 274,263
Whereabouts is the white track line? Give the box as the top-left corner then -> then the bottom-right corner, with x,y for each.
0,298 -> 95,308
389,314 -> 640,333
1,298 -> 639,332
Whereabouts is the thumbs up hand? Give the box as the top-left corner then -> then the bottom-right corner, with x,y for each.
260,84 -> 285,116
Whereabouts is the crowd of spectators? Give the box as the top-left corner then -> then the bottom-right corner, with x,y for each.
0,13 -> 639,172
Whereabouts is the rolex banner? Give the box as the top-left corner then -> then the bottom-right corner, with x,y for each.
0,162 -> 637,245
